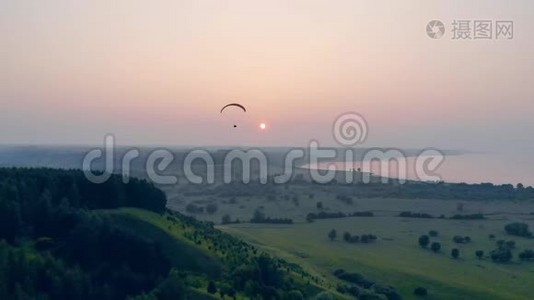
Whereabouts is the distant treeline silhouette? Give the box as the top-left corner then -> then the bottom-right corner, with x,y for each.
398,211 -> 435,219
399,211 -> 486,220
250,209 -> 293,224
450,213 -> 485,220
307,211 -> 374,222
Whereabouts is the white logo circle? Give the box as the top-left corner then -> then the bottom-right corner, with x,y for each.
333,113 -> 368,146
427,20 -> 445,39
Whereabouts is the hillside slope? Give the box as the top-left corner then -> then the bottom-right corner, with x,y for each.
0,168 -> 343,299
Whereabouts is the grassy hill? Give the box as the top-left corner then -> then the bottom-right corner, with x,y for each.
101,207 -> 333,299
0,168 -> 350,299
5,168 -> 533,299
220,215 -> 534,300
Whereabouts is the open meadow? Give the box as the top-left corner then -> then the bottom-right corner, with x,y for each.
220,212 -> 534,299
166,183 -> 534,299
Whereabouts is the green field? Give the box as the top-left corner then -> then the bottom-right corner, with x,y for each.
165,184 -> 534,224
165,182 -> 534,299
219,214 -> 534,299
179,190 -> 534,299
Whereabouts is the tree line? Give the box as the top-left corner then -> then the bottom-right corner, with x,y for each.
307,211 -> 374,222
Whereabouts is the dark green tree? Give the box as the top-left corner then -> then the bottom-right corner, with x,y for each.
222,214 -> 232,224
227,287 -> 237,299
451,248 -> 460,259
418,235 -> 430,248
413,287 -> 427,296
207,281 -> 217,294
430,242 -> 441,253
505,222 -> 532,237
328,229 -> 337,241
519,249 -> 534,261
206,203 -> 218,214
491,249 -> 512,263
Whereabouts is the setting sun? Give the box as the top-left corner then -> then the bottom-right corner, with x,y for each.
259,123 -> 267,130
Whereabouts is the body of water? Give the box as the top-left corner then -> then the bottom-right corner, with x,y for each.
303,151 -> 534,186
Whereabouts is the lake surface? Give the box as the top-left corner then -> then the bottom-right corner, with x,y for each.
303,151 -> 534,186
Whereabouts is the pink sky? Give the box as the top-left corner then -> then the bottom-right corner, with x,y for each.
2,0 -> 534,151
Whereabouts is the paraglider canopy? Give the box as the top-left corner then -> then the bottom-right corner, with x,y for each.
220,103 -> 246,128
220,103 -> 246,113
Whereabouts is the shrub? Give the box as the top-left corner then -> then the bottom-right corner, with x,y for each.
207,281 -> 217,294
418,235 -> 430,248
333,269 -> 368,286
350,235 -> 360,243
519,249 -> 534,261
346,286 -> 360,297
451,248 -> 460,259
413,287 -> 428,296
186,203 -> 203,214
328,229 -> 337,241
453,236 -> 465,244
206,203 -> 218,214
221,214 -> 232,224
251,209 -> 265,222
504,222 -> 533,238
429,230 -> 438,237
490,249 -> 512,263
496,240 -> 516,251
431,242 -> 441,253
359,234 -> 377,243
371,284 -> 401,300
